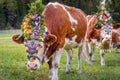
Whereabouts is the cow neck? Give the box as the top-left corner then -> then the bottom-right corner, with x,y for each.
43,31 -> 50,54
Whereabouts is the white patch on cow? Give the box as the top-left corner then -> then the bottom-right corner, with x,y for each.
100,30 -> 106,38
87,15 -> 97,27
27,59 -> 40,70
65,49 -> 72,73
59,3 -> 78,24
49,68 -> 54,78
47,2 -> 58,8
64,35 -> 78,49
100,49 -> 105,66
52,48 -> 63,80
88,43 -> 92,54
78,46 -> 82,73
71,27 -> 76,31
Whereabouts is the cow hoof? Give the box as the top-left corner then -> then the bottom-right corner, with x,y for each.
91,59 -> 95,62
52,77 -> 58,80
88,61 -> 93,66
66,65 -> 71,74
101,63 -> 106,66
49,69 -> 53,79
49,75 -> 52,79
48,72 -> 53,79
86,59 -> 92,65
78,70 -> 82,74
66,70 -> 71,74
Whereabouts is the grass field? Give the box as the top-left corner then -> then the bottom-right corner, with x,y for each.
0,33 -> 120,80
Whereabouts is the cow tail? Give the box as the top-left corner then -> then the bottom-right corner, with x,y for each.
82,16 -> 92,65
82,35 -> 92,65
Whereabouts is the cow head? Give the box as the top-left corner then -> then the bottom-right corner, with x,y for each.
12,33 -> 57,71
100,24 -> 113,48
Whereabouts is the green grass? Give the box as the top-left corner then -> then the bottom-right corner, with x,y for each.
0,34 -> 120,80
0,33 -> 13,38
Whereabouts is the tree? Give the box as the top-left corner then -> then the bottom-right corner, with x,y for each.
106,0 -> 120,22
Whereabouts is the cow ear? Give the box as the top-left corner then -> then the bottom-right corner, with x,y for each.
12,34 -> 24,44
44,34 -> 57,45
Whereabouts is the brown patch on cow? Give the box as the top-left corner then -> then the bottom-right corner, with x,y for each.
113,23 -> 120,29
112,32 -> 119,43
100,40 -> 110,49
65,6 -> 87,43
47,57 -> 53,69
12,34 -> 24,44
87,15 -> 100,42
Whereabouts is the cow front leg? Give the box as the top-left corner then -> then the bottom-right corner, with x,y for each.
109,41 -> 112,53
52,48 -> 63,80
47,57 -> 53,78
100,49 -> 105,66
65,49 -> 72,74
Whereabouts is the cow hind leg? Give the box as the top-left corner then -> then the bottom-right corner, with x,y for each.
88,42 -> 96,62
91,43 -> 96,62
87,43 -> 92,61
52,48 -> 63,80
100,49 -> 105,66
65,49 -> 72,74
78,46 -> 82,73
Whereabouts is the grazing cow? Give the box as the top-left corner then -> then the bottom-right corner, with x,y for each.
12,2 -> 91,80
86,15 -> 120,66
86,15 -> 100,62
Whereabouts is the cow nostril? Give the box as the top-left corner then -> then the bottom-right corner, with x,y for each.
25,62 -> 27,65
28,64 -> 30,68
34,64 -> 37,68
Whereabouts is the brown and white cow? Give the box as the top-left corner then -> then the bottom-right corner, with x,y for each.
86,15 -> 100,62
12,2 -> 91,80
113,23 -> 120,52
86,15 -> 120,66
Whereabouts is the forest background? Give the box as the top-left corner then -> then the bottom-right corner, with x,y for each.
0,0 -> 120,30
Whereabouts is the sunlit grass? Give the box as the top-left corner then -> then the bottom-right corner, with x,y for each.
0,34 -> 120,80
0,33 -> 13,38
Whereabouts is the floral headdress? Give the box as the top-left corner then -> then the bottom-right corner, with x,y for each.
22,14 -> 45,62
22,14 -> 45,40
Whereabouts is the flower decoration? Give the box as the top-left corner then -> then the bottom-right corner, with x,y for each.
101,24 -> 113,35
22,14 -> 45,39
24,40 -> 41,61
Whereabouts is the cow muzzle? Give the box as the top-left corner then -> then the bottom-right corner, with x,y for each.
27,63 -> 38,70
26,60 -> 40,71
116,48 -> 120,53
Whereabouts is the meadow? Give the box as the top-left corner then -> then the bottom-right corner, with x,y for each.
0,33 -> 120,80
